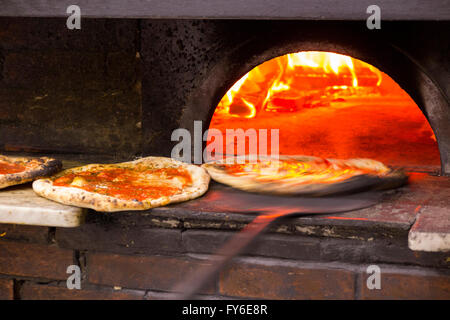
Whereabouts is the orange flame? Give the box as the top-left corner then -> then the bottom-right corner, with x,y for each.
218,51 -> 384,118
240,98 -> 256,118
225,73 -> 250,108
288,52 -> 357,86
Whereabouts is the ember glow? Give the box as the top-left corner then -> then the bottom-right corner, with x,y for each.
216,51 -> 383,118
208,51 -> 440,168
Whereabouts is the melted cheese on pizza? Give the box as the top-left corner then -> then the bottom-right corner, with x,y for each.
53,167 -> 193,201
221,158 -> 388,185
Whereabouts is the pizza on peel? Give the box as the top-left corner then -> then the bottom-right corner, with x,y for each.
33,157 -> 210,212
0,155 -> 62,189
202,155 -> 407,196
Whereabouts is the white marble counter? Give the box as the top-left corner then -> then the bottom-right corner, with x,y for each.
0,186 -> 85,227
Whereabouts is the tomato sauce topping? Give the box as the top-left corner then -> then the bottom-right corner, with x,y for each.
0,161 -> 27,174
53,167 -> 192,201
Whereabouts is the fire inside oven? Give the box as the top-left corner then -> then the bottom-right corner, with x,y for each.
0,16 -> 448,301
207,51 -> 440,169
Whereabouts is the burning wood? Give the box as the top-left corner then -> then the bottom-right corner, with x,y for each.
208,51 -> 439,168
217,51 -> 383,118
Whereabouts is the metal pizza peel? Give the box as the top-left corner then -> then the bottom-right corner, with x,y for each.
170,187 -> 382,299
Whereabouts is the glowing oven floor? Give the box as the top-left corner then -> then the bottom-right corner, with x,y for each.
209,96 -> 441,170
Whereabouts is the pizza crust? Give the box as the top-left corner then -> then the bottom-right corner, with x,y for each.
202,155 -> 407,196
33,157 -> 210,212
0,155 -> 62,189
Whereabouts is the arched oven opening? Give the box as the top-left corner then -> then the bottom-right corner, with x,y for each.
179,23 -> 449,176
206,51 -> 441,172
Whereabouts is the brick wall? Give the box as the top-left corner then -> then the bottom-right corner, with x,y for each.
0,221 -> 448,300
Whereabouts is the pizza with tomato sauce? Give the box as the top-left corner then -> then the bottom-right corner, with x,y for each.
202,155 -> 407,196
33,157 -> 210,212
0,155 -> 62,189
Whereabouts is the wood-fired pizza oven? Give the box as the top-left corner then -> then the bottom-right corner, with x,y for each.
0,1 -> 448,300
